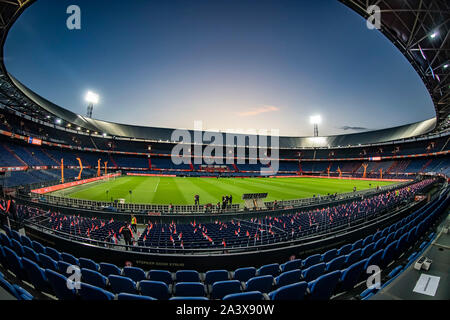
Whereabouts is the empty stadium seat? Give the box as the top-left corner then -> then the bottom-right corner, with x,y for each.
361,243 -> 375,258
307,270 -> 341,300
3,246 -> 27,281
233,267 -> 256,282
38,254 -> 58,272
301,263 -> 325,282
280,259 -> 302,272
275,269 -> 302,288
61,252 -> 79,266
303,254 -> 321,268
204,270 -> 230,286
362,235 -> 373,248
223,291 -> 265,301
45,269 -> 77,300
57,261 -> 73,276
117,293 -> 156,300
245,275 -> 274,293
81,268 -> 108,289
351,239 -> 363,251
138,280 -> 170,300
174,282 -> 206,297
175,270 -> 200,282
147,270 -> 173,285
108,275 -> 137,294
22,257 -> 52,294
78,282 -> 115,300
11,239 -> 24,257
31,241 -> 46,255
345,249 -> 362,267
321,249 -> 338,263
339,259 -> 367,292
79,257 -> 100,272
23,246 -> 40,263
123,266 -> 146,282
257,263 -> 280,277
381,241 -> 398,268
45,247 -> 61,262
210,280 -> 242,300
99,262 -> 122,277
20,235 -> 33,248
337,244 -> 352,256
269,282 -> 307,300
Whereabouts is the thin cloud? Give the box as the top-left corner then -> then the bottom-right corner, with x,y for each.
340,126 -> 369,131
237,105 -> 280,117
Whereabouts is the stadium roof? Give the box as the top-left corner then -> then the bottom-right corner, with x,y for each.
0,0 -> 448,148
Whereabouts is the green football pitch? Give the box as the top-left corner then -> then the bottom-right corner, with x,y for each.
49,176 -> 398,205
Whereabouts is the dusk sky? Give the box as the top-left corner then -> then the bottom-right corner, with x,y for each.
5,0 -> 435,137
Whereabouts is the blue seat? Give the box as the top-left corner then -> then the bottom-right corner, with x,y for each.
395,234 -> 409,258
0,246 -> 5,266
351,239 -> 363,250
44,247 -> 61,262
381,241 -> 398,268
280,259 -> 302,272
170,296 -> 208,300
38,253 -> 58,272
108,275 -> 137,294
174,282 -> 206,297
275,269 -> 302,288
326,255 -> 346,272
123,266 -> 146,282
362,235 -> 373,248
11,230 -> 21,243
11,239 -> 24,257
81,268 -> 108,289
175,270 -> 200,282
321,249 -> 338,263
23,246 -> 40,263
233,267 -> 256,282
45,269 -> 77,300
138,280 -> 170,300
223,291 -> 265,300
303,254 -> 321,268
117,293 -> 156,300
20,235 -> 33,248
257,263 -> 280,277
337,244 -> 352,256
373,237 -> 386,252
147,270 -> 173,285
0,233 -> 12,248
61,252 -> 79,266
269,281 -> 307,300
0,277 -> 33,300
31,241 -> 46,255
99,262 -> 122,277
345,249 -> 362,267
78,282 -> 115,300
361,243 -> 375,258
79,258 -> 99,272
57,261 -> 73,276
301,263 -> 325,282
210,280 -> 241,300
204,270 -> 229,286
363,250 -> 383,277
245,275 -> 274,293
3,246 -> 27,281
22,257 -> 51,294
339,259 -> 367,292
383,233 -> 395,247
308,270 -> 341,300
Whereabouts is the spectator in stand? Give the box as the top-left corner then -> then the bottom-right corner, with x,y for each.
131,215 -> 137,233
119,222 -> 134,250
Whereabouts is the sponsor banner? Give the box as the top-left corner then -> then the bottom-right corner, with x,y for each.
270,175 -> 410,182
31,173 -> 121,194
0,166 -> 28,172
127,173 -> 176,177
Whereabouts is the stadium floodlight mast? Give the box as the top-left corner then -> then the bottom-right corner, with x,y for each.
85,91 -> 99,118
310,115 -> 322,137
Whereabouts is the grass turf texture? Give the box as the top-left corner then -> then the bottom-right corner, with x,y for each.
49,176 -> 398,205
